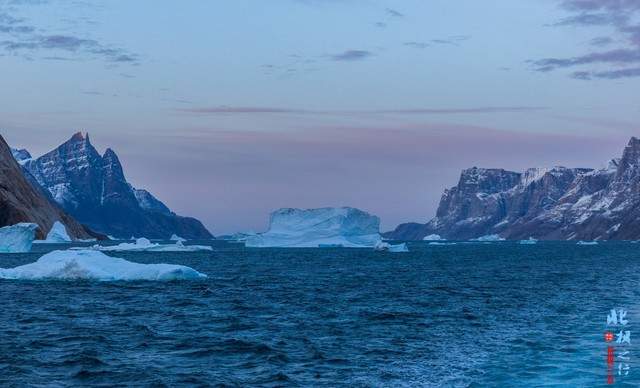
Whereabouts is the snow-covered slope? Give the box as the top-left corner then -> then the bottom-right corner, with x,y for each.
0,250 -> 206,281
387,137 -> 640,241
21,132 -> 212,239
0,223 -> 38,253
246,207 -> 382,248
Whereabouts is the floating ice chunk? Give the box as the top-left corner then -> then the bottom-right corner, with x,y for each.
0,250 -> 206,281
374,241 -> 409,253
45,221 -> 71,243
423,234 -> 444,241
0,223 -> 38,253
428,242 -> 457,246
519,237 -> 538,245
245,207 -> 382,248
80,237 -> 212,252
472,234 -> 505,242
577,241 -> 598,245
170,234 -> 186,242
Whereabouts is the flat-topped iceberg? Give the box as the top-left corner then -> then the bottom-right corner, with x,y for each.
472,234 -> 505,242
245,207 -> 382,248
0,223 -> 38,253
423,234 -> 444,241
80,237 -> 212,252
0,250 -> 206,281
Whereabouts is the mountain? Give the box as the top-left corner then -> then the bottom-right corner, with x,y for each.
21,132 -> 213,239
386,137 -> 640,241
0,135 -> 91,240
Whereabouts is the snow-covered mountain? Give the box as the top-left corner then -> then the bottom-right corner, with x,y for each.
386,137 -> 640,241
0,135 -> 91,240
21,132 -> 212,239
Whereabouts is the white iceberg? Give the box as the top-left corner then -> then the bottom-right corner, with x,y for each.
44,221 -> 71,243
0,250 -> 206,281
577,241 -> 598,245
519,237 -> 538,245
170,234 -> 186,242
374,241 -> 409,253
79,238 -> 212,252
423,234 -> 444,241
472,234 -> 506,242
0,223 -> 38,253
245,207 -> 382,248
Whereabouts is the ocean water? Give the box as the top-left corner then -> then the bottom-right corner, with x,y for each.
0,241 -> 639,387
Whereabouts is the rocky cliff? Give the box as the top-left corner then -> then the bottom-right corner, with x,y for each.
386,137 -> 640,241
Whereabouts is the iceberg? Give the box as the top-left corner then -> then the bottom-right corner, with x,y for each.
423,234 -> 444,241
80,237 -> 212,252
577,241 -> 598,245
519,237 -> 538,245
44,221 -> 72,243
0,250 -> 206,281
472,234 -> 506,242
374,241 -> 409,253
170,234 -> 186,242
245,207 -> 382,248
0,223 -> 38,253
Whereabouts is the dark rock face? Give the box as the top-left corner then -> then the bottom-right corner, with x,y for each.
0,135 -> 91,240
23,133 -> 213,239
386,137 -> 640,241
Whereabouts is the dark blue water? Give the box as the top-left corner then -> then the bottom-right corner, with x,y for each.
0,241 -> 639,387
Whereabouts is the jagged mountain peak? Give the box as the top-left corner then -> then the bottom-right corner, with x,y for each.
70,131 -> 90,143
22,133 -> 213,239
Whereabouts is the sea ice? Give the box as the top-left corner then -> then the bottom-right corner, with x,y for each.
519,237 -> 538,245
577,241 -> 598,245
374,241 -> 409,253
245,207 -> 382,248
423,234 -> 444,241
472,234 -> 506,242
0,250 -> 206,281
0,223 -> 38,253
80,237 -> 212,252
170,234 -> 186,242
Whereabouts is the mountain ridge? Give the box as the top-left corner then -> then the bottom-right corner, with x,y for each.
21,132 -> 213,239
386,137 -> 640,241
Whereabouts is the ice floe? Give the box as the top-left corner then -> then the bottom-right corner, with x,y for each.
79,237 -> 212,252
0,250 -> 206,281
472,234 -> 506,242
423,234 -> 444,241
170,234 -> 186,242
374,241 -> 409,253
519,237 -> 538,245
577,241 -> 598,245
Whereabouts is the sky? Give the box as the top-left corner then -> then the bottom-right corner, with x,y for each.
1,0 -> 639,234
